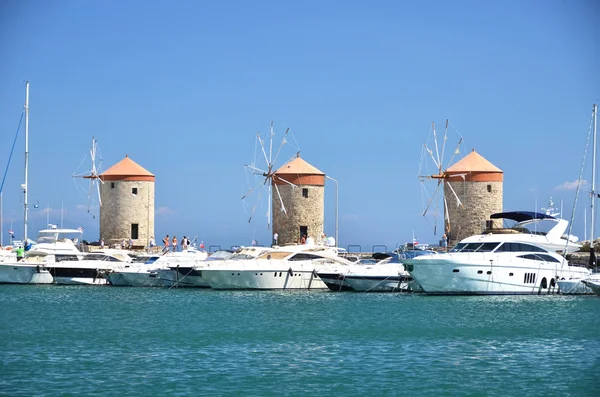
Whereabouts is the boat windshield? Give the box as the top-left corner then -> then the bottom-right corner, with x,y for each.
232,247 -> 271,259
450,242 -> 499,253
36,231 -> 81,244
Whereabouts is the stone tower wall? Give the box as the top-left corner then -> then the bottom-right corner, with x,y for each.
272,184 -> 324,246
100,180 -> 155,247
444,181 -> 503,246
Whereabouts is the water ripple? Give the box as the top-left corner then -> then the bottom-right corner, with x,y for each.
1,286 -> 598,396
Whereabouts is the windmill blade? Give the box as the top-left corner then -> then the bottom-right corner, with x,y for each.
423,144 -> 441,171
445,181 -> 464,208
422,181 -> 442,217
432,121 -> 442,174
241,186 -> 256,200
257,132 -> 271,167
443,193 -> 450,233
445,137 -> 463,169
269,121 -> 274,165
273,183 -> 287,214
87,179 -> 94,213
96,179 -> 102,207
271,128 -> 289,168
440,119 -> 448,170
247,187 -> 264,223
273,175 -> 297,188
266,184 -> 272,230
245,163 -> 268,176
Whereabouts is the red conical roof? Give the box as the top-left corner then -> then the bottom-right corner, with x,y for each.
100,155 -> 155,182
445,149 -> 503,182
273,156 -> 325,186
274,156 -> 325,175
446,150 -> 502,173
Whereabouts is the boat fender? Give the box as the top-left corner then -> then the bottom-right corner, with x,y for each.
36,265 -> 40,274
288,268 -> 293,277
312,269 -> 318,278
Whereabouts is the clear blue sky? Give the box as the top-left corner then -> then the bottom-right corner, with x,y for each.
1,0 -> 598,250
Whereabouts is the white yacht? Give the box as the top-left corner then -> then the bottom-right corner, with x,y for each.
582,278 -> 600,294
183,246 -> 272,288
341,256 -> 414,292
47,248 -> 134,285
107,254 -> 161,286
0,226 -> 84,285
557,273 -> 599,295
403,237 -> 590,295
111,248 -> 208,287
201,244 -> 353,290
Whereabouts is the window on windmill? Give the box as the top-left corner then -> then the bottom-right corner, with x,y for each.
302,188 -> 308,198
487,184 -> 492,193
111,182 -> 115,189
132,187 -> 138,195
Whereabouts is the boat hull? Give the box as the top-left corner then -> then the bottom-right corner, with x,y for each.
47,266 -> 111,285
107,272 -> 130,286
120,271 -> 164,287
0,263 -> 54,284
316,272 -> 354,292
405,255 -> 589,295
171,266 -> 210,288
557,279 -> 594,295
343,275 -> 411,292
202,268 -> 327,290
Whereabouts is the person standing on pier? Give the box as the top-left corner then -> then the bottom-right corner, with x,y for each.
181,236 -> 188,251
163,235 -> 170,253
273,232 -> 278,246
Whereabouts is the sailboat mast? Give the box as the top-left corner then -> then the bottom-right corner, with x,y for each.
0,192 -> 3,246
23,81 -> 30,243
592,104 -> 598,247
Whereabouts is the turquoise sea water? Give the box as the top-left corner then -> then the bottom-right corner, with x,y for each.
1,286 -> 598,397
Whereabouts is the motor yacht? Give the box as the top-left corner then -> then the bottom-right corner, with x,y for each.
182,246 -> 272,288
557,271 -> 600,295
201,244 -> 353,290
46,249 -> 134,285
0,227 -> 84,284
111,248 -> 208,287
582,278 -> 600,294
107,254 -> 161,286
403,236 -> 590,295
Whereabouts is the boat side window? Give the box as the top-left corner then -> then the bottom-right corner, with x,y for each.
475,243 -> 499,252
518,254 -> 538,261
450,243 -> 467,252
499,242 -> 546,252
55,255 -> 79,262
461,243 -> 493,252
520,243 -> 546,252
534,254 -> 560,263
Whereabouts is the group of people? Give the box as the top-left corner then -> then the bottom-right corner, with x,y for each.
160,234 -> 193,253
269,232 -> 335,247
